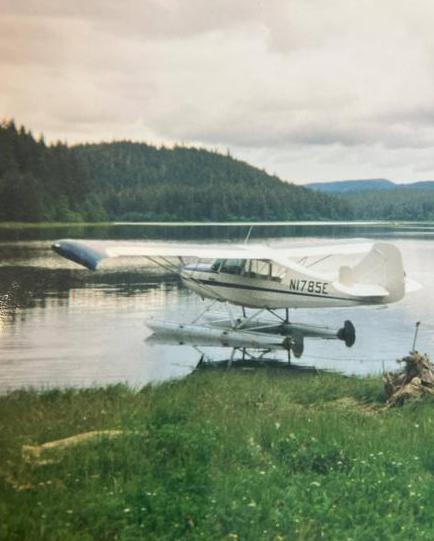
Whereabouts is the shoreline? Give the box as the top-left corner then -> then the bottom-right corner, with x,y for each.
1,219 -> 434,229
1,370 -> 433,540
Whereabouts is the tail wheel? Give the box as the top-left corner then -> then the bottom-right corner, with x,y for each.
337,320 -> 356,347
283,331 -> 304,358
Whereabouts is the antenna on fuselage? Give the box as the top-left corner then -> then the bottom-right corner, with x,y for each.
244,225 -> 254,244
411,321 -> 421,352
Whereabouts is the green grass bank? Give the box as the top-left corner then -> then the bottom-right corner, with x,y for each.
1,369 -> 433,541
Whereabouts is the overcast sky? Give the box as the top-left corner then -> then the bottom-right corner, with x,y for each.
2,0 -> 434,183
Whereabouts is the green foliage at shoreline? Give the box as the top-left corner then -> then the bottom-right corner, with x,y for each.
341,189 -> 434,220
0,120 -> 349,222
1,370 -> 433,540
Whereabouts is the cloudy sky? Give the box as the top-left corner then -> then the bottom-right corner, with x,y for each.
2,0 -> 434,183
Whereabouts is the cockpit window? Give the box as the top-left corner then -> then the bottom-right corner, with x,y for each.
213,259 -> 246,275
211,259 -> 225,272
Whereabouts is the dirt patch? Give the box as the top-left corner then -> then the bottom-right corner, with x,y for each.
22,430 -> 125,464
328,397 -> 380,415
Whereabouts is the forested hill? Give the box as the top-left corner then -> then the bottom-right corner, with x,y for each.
309,178 -> 434,220
0,120 -> 349,222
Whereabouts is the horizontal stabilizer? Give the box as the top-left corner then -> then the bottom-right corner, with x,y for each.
405,277 -> 422,293
333,282 -> 389,298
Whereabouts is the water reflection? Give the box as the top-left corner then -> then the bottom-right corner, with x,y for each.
2,221 -> 434,242
0,224 -> 433,391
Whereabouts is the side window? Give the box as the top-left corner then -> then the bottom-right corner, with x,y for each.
247,260 -> 283,282
270,262 -> 285,282
247,260 -> 270,279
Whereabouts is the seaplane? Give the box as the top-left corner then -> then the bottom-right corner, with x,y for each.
52,237 -> 418,364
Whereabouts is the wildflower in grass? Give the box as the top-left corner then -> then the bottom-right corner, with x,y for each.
66,510 -> 73,514
124,508 -> 131,513
310,481 -> 321,487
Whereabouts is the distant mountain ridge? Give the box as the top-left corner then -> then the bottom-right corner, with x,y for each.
308,179 -> 434,193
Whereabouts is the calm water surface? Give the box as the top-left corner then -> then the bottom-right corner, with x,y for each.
0,222 -> 433,390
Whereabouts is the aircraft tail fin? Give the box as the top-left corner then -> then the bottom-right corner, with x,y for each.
351,242 -> 405,302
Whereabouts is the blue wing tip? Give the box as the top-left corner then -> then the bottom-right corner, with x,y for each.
52,239 -> 101,270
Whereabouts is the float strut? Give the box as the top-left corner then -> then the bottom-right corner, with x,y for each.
228,348 -> 237,369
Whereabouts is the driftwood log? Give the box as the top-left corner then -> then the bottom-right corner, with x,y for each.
384,352 -> 434,407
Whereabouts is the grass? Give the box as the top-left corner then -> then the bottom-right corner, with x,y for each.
1,369 -> 434,540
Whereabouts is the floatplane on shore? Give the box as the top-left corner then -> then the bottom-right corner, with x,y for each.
52,237 -> 418,364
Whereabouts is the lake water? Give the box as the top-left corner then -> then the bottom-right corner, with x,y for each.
0,222 -> 433,391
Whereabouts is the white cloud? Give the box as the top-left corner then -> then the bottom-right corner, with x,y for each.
2,0 -> 434,182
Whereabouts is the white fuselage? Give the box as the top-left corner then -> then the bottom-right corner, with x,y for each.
180,263 -> 383,309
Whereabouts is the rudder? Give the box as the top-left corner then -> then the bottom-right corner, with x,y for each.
351,242 -> 405,302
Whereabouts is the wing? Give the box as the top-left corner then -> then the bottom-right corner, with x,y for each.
52,239 -> 269,270
52,238 -> 374,271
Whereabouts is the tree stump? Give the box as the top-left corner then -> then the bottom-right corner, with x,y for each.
384,352 -> 434,407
